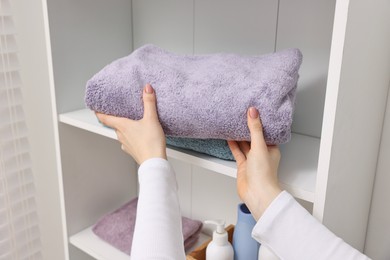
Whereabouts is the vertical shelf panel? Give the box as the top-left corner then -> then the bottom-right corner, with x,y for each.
194,0 -> 278,55
276,0 -> 337,138
14,0 -> 70,259
132,0 -> 193,54
365,89 -> 390,259
316,0 -> 390,251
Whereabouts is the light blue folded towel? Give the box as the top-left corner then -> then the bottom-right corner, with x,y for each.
166,137 -> 234,161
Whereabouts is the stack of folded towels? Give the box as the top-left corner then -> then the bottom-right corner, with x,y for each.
85,44 -> 302,160
92,197 -> 203,255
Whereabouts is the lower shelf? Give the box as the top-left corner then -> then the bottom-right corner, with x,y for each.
69,227 -> 129,260
59,108 -> 320,202
69,226 -> 211,260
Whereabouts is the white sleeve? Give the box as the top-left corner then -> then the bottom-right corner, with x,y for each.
130,158 -> 186,260
251,191 -> 371,260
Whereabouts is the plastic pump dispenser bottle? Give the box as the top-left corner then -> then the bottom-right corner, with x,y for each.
205,220 -> 234,260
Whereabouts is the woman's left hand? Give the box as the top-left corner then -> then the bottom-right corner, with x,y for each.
96,83 -> 167,164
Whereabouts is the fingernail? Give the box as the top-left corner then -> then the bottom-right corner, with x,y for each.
145,84 -> 154,94
249,107 -> 259,119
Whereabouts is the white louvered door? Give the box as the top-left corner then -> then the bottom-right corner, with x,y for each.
0,0 -> 42,259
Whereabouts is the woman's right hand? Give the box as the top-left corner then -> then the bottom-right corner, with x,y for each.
228,107 -> 282,221
96,84 -> 167,165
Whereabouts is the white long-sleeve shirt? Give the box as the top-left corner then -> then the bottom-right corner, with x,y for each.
131,158 -> 370,260
131,158 -> 186,259
252,191 -> 370,260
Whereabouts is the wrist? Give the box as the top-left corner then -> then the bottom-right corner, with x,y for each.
247,187 -> 282,221
138,147 -> 167,164
139,154 -> 167,165
139,157 -> 169,168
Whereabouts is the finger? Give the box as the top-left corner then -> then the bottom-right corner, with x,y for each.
228,140 -> 246,165
143,84 -> 158,120
96,112 -> 126,130
247,107 -> 267,151
238,141 -> 250,156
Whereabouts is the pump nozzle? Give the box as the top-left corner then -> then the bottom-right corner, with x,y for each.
204,220 -> 226,234
204,220 -> 234,259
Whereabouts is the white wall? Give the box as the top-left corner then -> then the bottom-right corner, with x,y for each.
365,84 -> 390,260
132,0 -> 336,139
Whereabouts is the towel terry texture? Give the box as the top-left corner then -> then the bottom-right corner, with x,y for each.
85,44 -> 302,146
166,137 -> 235,161
92,197 -> 203,255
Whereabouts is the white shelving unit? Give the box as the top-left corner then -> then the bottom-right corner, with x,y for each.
59,108 -> 317,259
59,109 -> 319,202
15,0 -> 390,259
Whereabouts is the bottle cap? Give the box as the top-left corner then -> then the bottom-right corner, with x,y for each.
204,220 -> 225,234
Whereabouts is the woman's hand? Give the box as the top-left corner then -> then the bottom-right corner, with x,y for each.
228,107 -> 282,221
96,84 -> 167,165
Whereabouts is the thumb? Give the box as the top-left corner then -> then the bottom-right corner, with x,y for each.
142,84 -> 158,120
247,107 -> 267,151
95,112 -> 127,130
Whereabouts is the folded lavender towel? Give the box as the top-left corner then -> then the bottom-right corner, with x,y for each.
92,197 -> 203,255
85,44 -> 302,144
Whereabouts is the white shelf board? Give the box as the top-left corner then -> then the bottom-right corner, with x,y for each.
70,225 -> 211,260
59,109 -> 319,202
69,227 -> 130,260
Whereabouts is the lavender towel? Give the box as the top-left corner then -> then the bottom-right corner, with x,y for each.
92,197 -> 203,255
85,44 -> 302,144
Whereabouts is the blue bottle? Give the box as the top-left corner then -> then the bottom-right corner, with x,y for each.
233,203 -> 260,260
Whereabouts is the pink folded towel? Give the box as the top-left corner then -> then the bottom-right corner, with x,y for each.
92,197 -> 203,255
